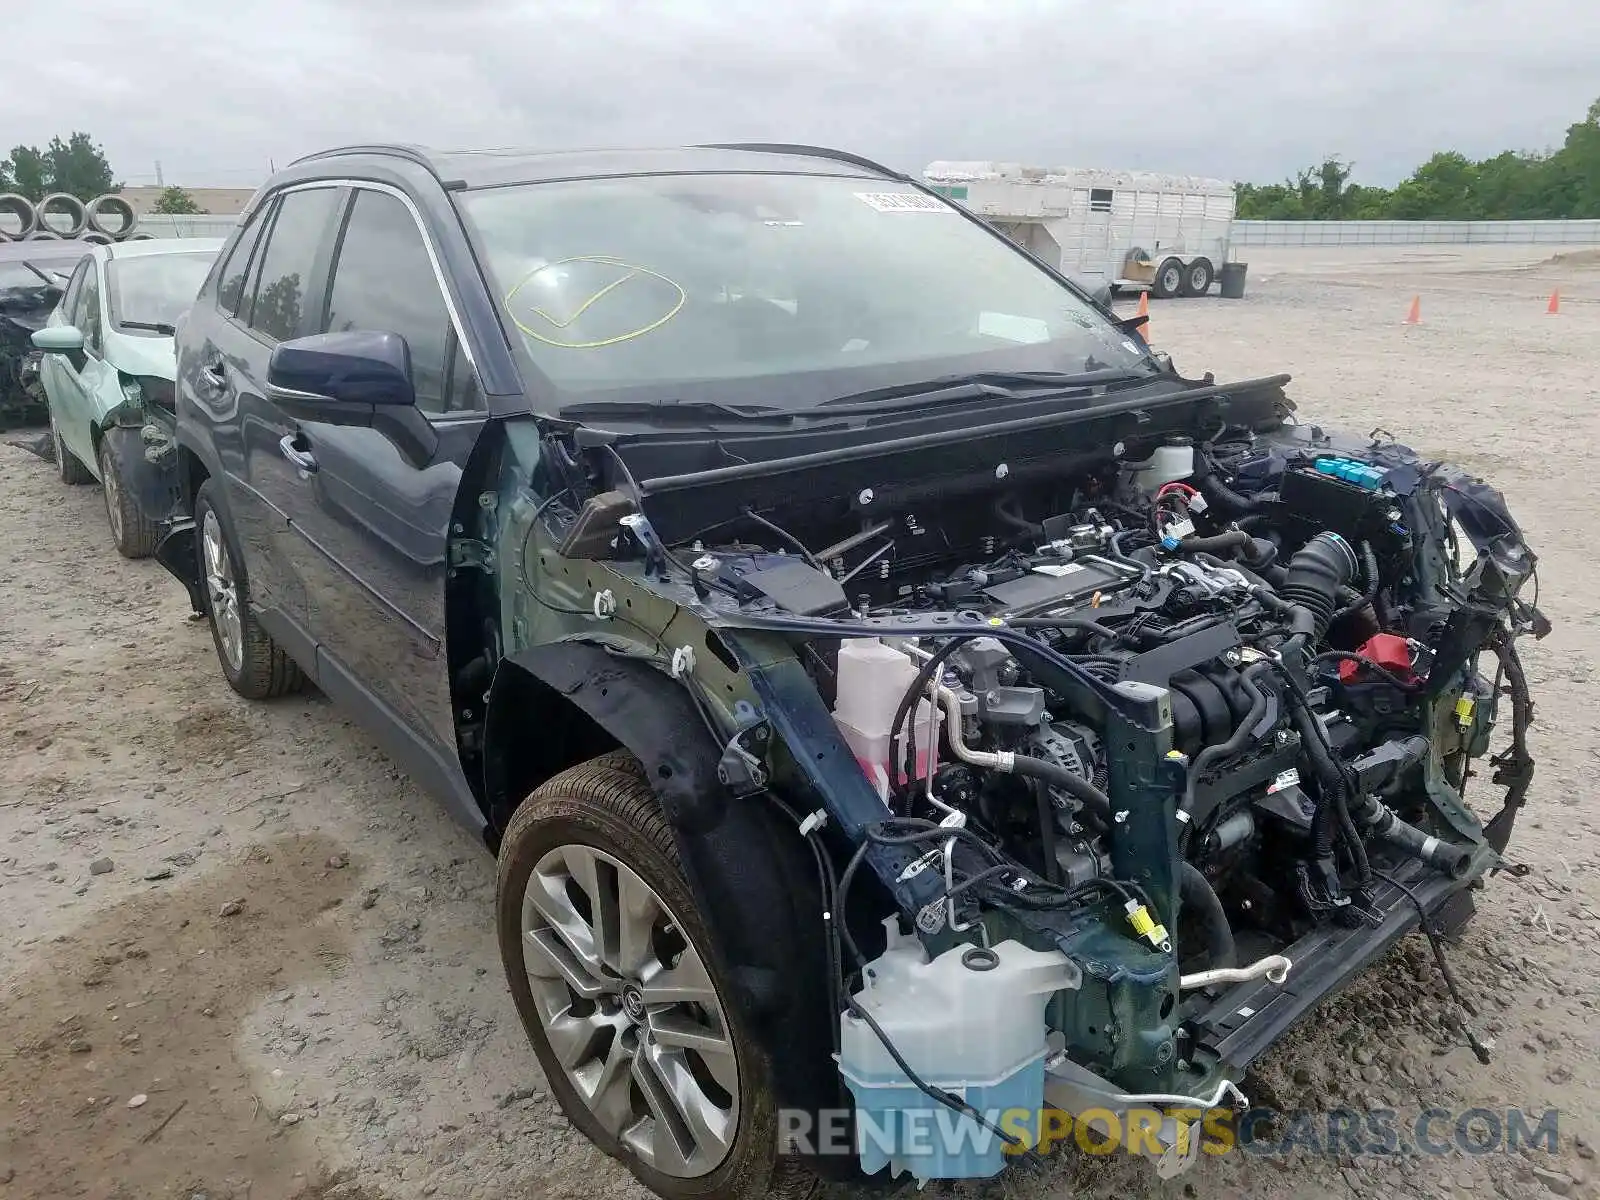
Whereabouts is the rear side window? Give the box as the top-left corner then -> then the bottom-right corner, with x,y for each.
246,187 -> 341,344
324,189 -> 468,413
216,203 -> 271,317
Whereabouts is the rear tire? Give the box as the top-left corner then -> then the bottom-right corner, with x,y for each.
194,479 -> 305,700
1181,257 -> 1214,297
98,433 -> 159,559
497,754 -> 817,1200
51,410 -> 93,484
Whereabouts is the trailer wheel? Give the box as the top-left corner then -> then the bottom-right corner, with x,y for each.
1151,258 -> 1185,299
1181,258 -> 1214,297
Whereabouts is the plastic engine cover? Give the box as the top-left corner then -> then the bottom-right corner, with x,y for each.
837,922 -> 1080,1181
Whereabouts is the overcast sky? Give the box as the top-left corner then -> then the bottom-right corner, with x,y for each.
7,0 -> 1597,190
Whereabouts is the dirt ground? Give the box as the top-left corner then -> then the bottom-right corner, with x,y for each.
1,243 -> 1598,1200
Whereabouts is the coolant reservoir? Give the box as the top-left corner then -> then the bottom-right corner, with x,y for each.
837,923 -> 1082,1182
832,638 -> 936,800
1126,435 -> 1194,494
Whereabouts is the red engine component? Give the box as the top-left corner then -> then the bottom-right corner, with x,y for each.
1338,633 -> 1416,684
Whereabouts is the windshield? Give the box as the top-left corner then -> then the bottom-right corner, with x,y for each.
106,251 -> 217,333
459,173 -> 1152,410
0,258 -> 81,289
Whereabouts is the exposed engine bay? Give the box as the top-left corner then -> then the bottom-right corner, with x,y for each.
534,388 -> 1549,1182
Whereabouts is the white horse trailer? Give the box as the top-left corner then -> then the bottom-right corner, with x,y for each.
924,162 -> 1238,298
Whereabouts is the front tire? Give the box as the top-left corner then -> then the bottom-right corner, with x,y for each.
194,479 -> 305,700
497,754 -> 816,1200
1150,257 -> 1185,299
98,433 -> 159,558
51,410 -> 93,484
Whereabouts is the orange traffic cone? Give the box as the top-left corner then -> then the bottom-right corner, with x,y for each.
1547,290 -> 1561,316
1136,291 -> 1151,343
1402,296 -> 1421,325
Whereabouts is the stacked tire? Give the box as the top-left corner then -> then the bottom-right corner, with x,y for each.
0,192 -> 141,242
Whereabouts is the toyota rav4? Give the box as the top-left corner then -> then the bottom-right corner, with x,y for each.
155,142 -> 1547,1200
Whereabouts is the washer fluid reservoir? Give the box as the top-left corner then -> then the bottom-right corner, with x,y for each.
837,921 -> 1081,1182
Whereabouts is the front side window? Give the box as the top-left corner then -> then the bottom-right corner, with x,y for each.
76,264 -> 103,355
107,251 -> 218,335
323,189 -> 464,413
459,172 -> 1151,410
246,187 -> 341,343
59,257 -> 91,315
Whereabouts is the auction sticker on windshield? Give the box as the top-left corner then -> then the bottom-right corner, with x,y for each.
853,192 -> 951,213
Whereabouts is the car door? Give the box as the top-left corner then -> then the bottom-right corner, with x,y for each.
185,184 -> 344,645
53,256 -> 113,471
280,184 -> 488,748
40,256 -> 89,431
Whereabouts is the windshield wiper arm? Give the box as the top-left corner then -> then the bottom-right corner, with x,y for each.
558,398 -> 793,422
815,368 -> 1153,414
119,320 -> 176,334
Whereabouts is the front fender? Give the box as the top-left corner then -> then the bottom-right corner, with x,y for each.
490,641 -> 852,1169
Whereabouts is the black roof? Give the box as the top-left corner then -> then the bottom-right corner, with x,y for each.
289,142 -> 908,190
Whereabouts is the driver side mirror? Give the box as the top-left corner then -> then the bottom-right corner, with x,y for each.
267,330 -> 416,409
32,324 -> 85,354
267,330 -> 437,466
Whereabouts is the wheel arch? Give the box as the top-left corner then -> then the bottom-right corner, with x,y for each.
485,641 -> 854,1175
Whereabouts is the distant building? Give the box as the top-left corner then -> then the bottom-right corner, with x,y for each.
118,185 -> 258,217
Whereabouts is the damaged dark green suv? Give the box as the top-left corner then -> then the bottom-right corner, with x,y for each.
157,142 -> 1548,1199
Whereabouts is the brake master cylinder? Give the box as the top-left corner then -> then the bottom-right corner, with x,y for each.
837,922 -> 1081,1182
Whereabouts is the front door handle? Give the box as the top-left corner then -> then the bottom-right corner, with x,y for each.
279,433 -> 318,474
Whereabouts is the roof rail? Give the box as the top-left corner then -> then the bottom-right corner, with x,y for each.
287,144 -> 439,174
698,143 -> 907,181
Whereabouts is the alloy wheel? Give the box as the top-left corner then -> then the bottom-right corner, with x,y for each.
201,509 -> 244,672
521,843 -> 740,1178
102,447 -> 123,543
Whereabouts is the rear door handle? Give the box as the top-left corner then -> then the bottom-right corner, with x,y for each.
279,433 -> 318,474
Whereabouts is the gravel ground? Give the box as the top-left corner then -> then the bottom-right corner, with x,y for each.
1,243 -> 1598,1200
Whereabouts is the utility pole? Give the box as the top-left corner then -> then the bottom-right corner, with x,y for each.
155,160 -> 164,187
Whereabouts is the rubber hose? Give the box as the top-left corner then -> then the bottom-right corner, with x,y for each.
1245,538 -> 1278,569
1280,532 -> 1359,641
891,638 -> 969,785
1251,585 -> 1316,640
1108,531 -> 1153,583
1010,754 -> 1113,827
994,495 -> 1042,536
1289,695 -> 1344,860
1329,540 -> 1380,626
1345,791 -> 1473,878
1192,454 -> 1267,516
1176,529 -> 1252,557
1177,862 -> 1236,970
1179,662 -> 1273,827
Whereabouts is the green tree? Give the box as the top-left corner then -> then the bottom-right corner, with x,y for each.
0,132 -> 118,201
152,186 -> 206,215
1235,96 -> 1600,220
0,146 -> 49,200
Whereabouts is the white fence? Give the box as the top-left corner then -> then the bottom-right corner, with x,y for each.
1231,219 -> 1600,247
132,213 -> 241,239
